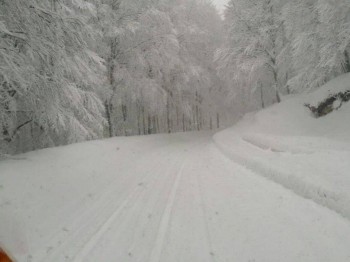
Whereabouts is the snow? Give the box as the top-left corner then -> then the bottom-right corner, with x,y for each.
307,73 -> 350,106
214,73 -> 350,220
0,131 -> 349,261
1,74 -> 350,261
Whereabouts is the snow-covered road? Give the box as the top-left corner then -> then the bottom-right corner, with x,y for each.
1,132 -> 350,262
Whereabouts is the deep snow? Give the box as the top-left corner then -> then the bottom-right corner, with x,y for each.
0,132 -> 350,261
214,73 -> 350,220
1,74 -> 350,262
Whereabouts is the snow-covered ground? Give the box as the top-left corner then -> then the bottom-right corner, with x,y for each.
214,73 -> 350,220
0,131 -> 350,261
1,74 -> 350,262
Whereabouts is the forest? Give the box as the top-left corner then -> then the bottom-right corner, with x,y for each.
1,1 -> 350,261
1,0 -> 350,154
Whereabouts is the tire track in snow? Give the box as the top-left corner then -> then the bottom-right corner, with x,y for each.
72,152 -> 186,262
71,157 -> 170,262
73,186 -> 142,262
36,158 -> 164,262
195,166 -> 216,262
124,155 -> 185,258
148,160 -> 187,262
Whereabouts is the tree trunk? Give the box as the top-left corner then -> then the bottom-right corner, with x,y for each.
273,70 -> 281,103
259,83 -> 265,109
106,37 -> 119,137
152,116 -> 157,134
122,104 -> 127,121
166,93 -> 172,133
192,108 -> 196,131
142,106 -> 146,135
105,100 -> 113,137
156,116 -> 160,133
137,102 -> 141,135
195,91 -> 200,131
122,103 -> 127,136
216,113 -> 220,129
176,106 -> 179,132
182,113 -> 185,132
344,50 -> 350,73
275,89 -> 281,103
147,114 -> 152,135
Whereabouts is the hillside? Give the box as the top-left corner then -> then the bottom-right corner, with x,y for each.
215,73 -> 350,219
1,75 -> 350,261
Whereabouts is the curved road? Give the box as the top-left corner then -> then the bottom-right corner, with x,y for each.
1,132 -> 350,261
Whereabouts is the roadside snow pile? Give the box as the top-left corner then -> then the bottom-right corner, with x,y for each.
214,73 -> 350,220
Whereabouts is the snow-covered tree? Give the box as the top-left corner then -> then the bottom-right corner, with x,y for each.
98,0 -> 227,136
0,0 -> 230,154
281,0 -> 350,91
0,0 -> 105,154
216,0 -> 288,114
217,0 -> 350,113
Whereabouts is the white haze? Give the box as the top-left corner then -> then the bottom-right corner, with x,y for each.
211,0 -> 229,13
1,0 -> 350,261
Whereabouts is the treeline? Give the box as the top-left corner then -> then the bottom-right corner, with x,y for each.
0,0 -> 229,154
217,0 -> 350,110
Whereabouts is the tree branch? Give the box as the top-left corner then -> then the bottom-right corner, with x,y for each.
5,119 -> 33,143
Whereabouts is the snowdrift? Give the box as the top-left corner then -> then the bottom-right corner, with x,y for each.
214,73 -> 350,219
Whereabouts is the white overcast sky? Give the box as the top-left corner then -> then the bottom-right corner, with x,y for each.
212,0 -> 229,13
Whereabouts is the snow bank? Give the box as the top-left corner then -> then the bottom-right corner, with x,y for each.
214,73 -> 350,219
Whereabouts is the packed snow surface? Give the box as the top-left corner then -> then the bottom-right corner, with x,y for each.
0,131 -> 350,262
1,74 -> 350,261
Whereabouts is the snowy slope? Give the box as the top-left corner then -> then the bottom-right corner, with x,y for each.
1,132 -> 350,261
214,73 -> 350,220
